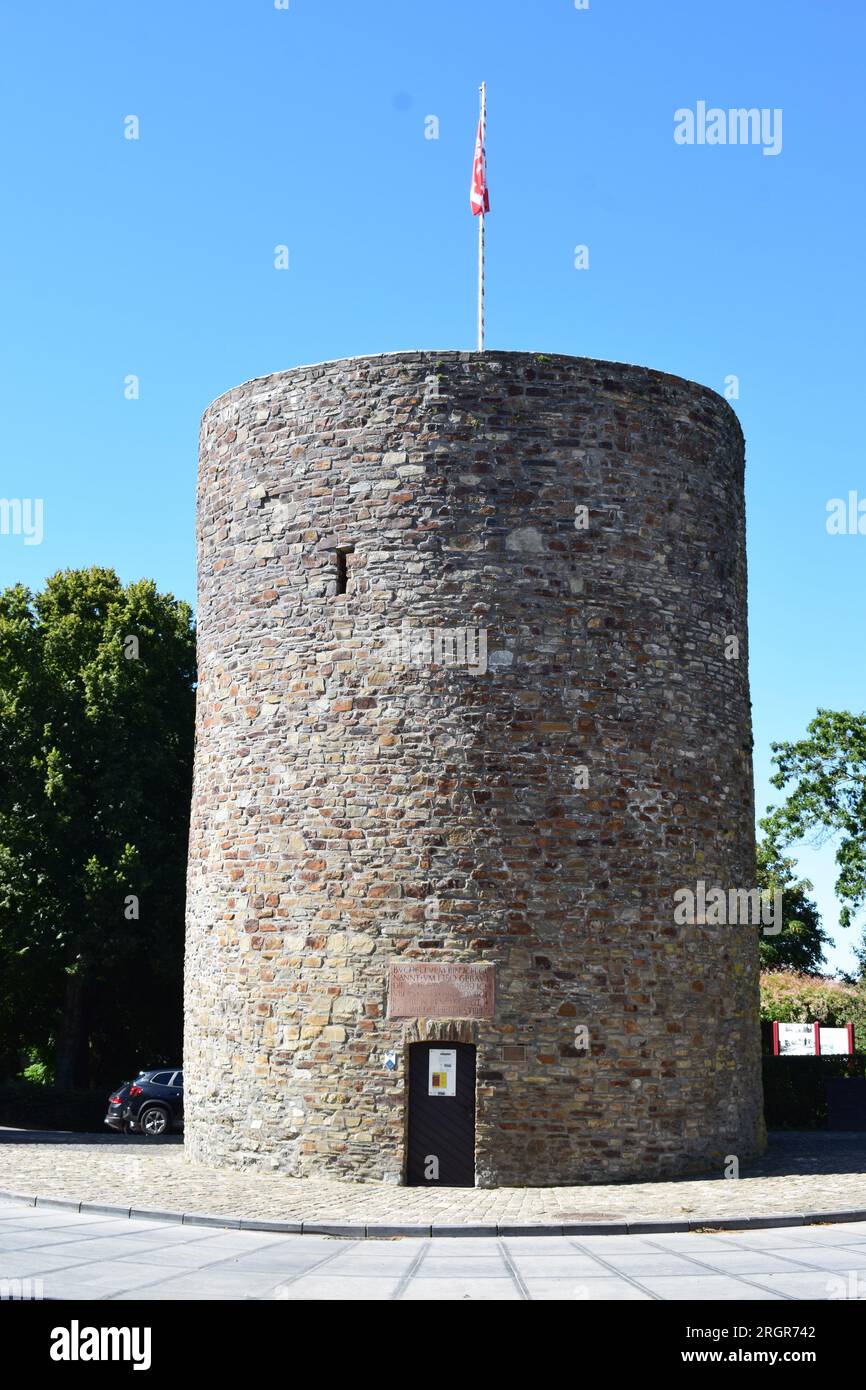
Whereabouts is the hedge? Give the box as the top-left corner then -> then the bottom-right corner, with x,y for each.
761,1055 -> 866,1129
760,970 -> 866,1053
0,1081 -> 108,1134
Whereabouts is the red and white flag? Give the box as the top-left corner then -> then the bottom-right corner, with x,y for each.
470,112 -> 489,216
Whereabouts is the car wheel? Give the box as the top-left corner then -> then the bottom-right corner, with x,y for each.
140,1105 -> 170,1138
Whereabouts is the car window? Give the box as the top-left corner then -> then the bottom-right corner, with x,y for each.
149,1071 -> 173,1085
171,1072 -> 183,1088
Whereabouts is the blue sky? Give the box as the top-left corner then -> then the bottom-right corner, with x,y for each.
1,0 -> 863,970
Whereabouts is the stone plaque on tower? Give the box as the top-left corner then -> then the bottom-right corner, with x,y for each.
387,963 -> 495,1020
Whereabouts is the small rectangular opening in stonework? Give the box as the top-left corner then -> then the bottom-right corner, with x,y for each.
335,546 -> 354,595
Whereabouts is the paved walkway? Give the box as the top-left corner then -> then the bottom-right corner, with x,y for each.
2,1199 -> 866,1300
0,1129 -> 864,1232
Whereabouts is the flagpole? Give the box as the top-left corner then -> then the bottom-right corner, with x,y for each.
477,82 -> 486,353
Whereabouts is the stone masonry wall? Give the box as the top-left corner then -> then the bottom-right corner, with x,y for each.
184,350 -> 764,1186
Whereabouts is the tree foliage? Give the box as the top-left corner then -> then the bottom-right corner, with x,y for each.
761,709 -> 866,970
755,836 -> 831,972
0,568 -> 196,1086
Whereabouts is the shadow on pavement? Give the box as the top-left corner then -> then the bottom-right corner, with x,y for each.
0,1126 -> 181,1146
0,1127 -> 862,1179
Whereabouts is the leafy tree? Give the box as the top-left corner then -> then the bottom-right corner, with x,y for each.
756,837 -> 831,972
762,710 -> 866,970
0,569 -> 196,1087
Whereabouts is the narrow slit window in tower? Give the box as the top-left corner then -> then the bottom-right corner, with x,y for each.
335,547 -> 354,595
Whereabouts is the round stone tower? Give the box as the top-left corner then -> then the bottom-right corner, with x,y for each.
184,350 -> 763,1187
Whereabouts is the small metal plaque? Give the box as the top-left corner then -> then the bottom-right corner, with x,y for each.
387,962 -> 495,1020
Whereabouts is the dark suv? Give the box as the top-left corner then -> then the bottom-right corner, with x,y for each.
105,1068 -> 184,1138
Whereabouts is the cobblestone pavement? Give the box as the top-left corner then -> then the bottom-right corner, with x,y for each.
2,1199 -> 866,1300
0,1129 -> 864,1230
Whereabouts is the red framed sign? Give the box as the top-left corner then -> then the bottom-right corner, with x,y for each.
772,1021 -> 854,1056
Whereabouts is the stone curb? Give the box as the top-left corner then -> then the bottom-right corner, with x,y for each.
2,1187 -> 866,1238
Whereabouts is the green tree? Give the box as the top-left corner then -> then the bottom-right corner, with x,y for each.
0,568 -> 196,1087
762,709 -> 866,970
756,837 -> 831,973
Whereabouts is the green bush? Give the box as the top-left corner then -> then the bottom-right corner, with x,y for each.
20,1061 -> 51,1085
760,970 -> 866,1052
0,1080 -> 108,1133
